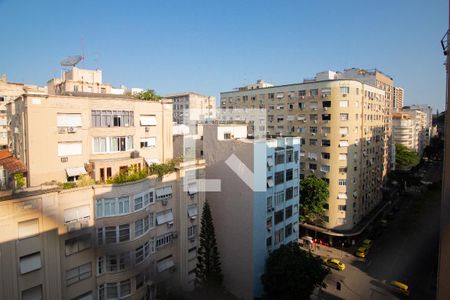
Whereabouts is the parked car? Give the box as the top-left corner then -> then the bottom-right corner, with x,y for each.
322,258 -> 346,271
355,246 -> 369,258
389,281 -> 410,296
362,239 -> 373,249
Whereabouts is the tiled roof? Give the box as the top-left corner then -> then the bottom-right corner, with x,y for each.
0,150 -> 26,174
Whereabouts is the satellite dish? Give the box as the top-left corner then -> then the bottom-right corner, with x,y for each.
60,55 -> 83,67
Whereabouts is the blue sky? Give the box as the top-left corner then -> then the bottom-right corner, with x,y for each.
0,0 -> 447,111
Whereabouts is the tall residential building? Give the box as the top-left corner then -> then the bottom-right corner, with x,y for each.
392,112 -> 416,150
201,123 -> 300,300
393,87 -> 405,110
164,92 -> 216,125
0,74 -> 46,147
220,72 -> 389,236
401,108 -> 429,155
0,68 -> 205,300
406,104 -> 433,146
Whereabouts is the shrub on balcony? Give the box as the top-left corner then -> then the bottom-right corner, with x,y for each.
14,172 -> 25,189
107,166 -> 149,184
148,157 -> 182,178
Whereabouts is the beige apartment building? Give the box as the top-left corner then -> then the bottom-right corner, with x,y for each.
0,74 -> 46,148
164,92 -> 216,125
220,73 -> 389,233
0,68 -> 205,300
393,87 -> 405,110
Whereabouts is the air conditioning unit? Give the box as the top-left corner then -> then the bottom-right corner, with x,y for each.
167,221 -> 174,227
322,94 -> 326,98
313,120 -> 318,124
61,157 -> 68,163
145,127 -> 150,132
58,128 -> 66,134
312,108 -> 318,111
162,199 -> 168,206
324,133 -> 328,137
343,94 -> 347,97
130,151 -> 140,158
341,134 -> 347,137
324,107 -> 328,111
67,127 -> 76,133
311,133 -> 315,136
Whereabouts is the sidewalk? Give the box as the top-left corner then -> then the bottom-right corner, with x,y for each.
300,243 -> 353,260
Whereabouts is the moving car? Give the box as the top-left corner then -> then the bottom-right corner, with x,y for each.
390,281 -> 410,296
322,258 -> 346,271
355,246 -> 369,258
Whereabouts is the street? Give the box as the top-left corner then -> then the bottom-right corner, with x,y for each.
315,162 -> 441,300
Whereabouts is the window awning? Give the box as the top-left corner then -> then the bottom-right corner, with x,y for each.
156,210 -> 174,225
156,186 -> 173,197
339,141 -> 349,147
267,157 -> 274,167
57,114 -> 82,127
157,258 -> 174,272
145,158 -> 160,165
66,167 -> 87,177
337,193 -> 348,199
64,205 -> 90,223
188,182 -> 198,195
188,205 -> 198,217
140,115 -> 157,126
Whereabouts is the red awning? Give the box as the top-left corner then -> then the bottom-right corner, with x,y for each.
0,151 -> 27,174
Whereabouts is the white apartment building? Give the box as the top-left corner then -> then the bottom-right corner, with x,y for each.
164,92 -> 216,125
201,124 -> 300,300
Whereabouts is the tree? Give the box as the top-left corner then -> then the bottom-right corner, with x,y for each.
395,144 -> 419,169
195,201 -> 223,292
300,175 -> 329,224
262,243 -> 329,300
133,89 -> 162,101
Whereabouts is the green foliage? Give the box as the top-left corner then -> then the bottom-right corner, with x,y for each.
60,182 -> 77,189
148,157 -> 182,178
300,175 -> 329,224
107,165 -> 148,184
76,174 -> 96,187
262,243 -> 329,300
133,89 -> 162,101
195,201 -> 223,292
14,172 -> 25,188
395,144 -> 419,169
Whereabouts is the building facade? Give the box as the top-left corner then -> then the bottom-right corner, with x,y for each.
220,73 -> 389,232
0,68 -> 205,300
393,87 -> 405,110
201,124 -> 300,300
164,92 -> 216,125
392,113 -> 416,150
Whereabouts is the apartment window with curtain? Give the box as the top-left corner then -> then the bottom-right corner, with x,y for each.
93,136 -> 134,153
340,113 -> 349,121
340,87 -> 350,94
91,110 -> 134,127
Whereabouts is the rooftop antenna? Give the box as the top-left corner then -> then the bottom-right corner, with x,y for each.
60,55 -> 83,68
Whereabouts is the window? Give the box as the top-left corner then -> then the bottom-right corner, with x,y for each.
339,140 -> 349,147
293,186 -> 299,197
22,285 -> 42,300
337,218 -> 346,225
275,191 -> 284,206
322,152 -> 330,159
93,136 -> 134,153
66,263 -> 92,286
275,152 -> 285,165
20,252 -> 41,274
187,204 -> 198,219
156,232 -> 174,249
120,279 -> 131,298
310,114 -> 318,121
320,165 -> 330,173
275,171 -> 285,185
310,126 -> 317,133
309,163 -> 317,170
286,169 -> 293,181
274,210 -> 284,225
322,114 -> 331,121
340,87 -> 349,94
339,167 -> 347,173
18,219 -> 39,239
188,225 -> 197,238
285,206 -> 293,219
58,142 -> 82,156
285,223 -> 293,237
299,90 -> 306,97
309,139 -> 317,146
96,197 -> 130,218
134,213 -> 154,238
339,127 -> 349,136
65,234 -> 91,256
135,240 -> 155,264
339,113 -> 349,121
91,110 -> 134,127
118,224 -> 130,242
310,89 -> 318,96
339,179 -> 347,186
339,153 -> 347,161
286,149 -> 293,162
275,228 -> 284,244
338,205 -> 347,211
322,127 -> 331,134
323,101 -> 331,108
339,100 -> 349,107
322,139 -> 331,147
156,209 -> 174,225
57,113 -> 82,127
72,291 -> 93,300
134,189 -> 155,211
285,187 -> 293,200
105,226 -> 117,244
140,137 -> 156,148
267,196 -> 273,210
